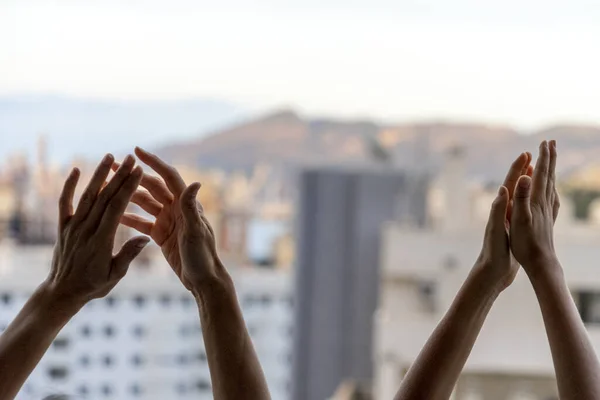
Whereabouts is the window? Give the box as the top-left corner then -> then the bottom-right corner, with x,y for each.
181,295 -> 194,308
81,325 -> 92,338
77,385 -> 89,396
132,325 -> 146,338
196,351 -> 207,362
101,384 -> 113,397
133,295 -> 146,308
195,379 -> 211,391
260,295 -> 272,305
159,294 -> 171,307
53,337 -> 70,350
48,366 -> 69,380
1,293 -> 12,305
104,325 -> 115,337
131,354 -> 145,366
176,354 -> 188,365
80,355 -> 91,367
417,281 -> 437,313
176,382 -> 187,394
576,291 -> 600,324
130,383 -> 142,396
106,296 -> 117,307
102,354 -> 114,367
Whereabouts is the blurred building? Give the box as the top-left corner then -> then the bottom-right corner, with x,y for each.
373,148 -> 600,400
292,165 -> 429,400
0,243 -> 293,400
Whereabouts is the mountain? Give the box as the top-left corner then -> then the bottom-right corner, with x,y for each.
0,94 -> 245,164
156,110 -> 600,183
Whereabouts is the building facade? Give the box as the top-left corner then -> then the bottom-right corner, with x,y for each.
0,243 -> 293,400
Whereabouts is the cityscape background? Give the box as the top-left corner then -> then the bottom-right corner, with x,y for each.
4,1 -> 600,399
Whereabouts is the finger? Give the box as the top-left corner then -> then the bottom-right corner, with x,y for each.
135,146 -> 186,196
180,183 -> 202,229
547,140 -> 557,199
58,168 -> 80,228
502,153 -> 529,199
73,154 -> 114,222
512,175 -> 533,224
520,152 -> 532,175
526,165 -> 534,177
140,175 -> 174,205
98,166 -> 143,236
114,161 -> 173,205
486,186 -> 510,250
120,213 -> 154,235
131,190 -> 162,216
553,187 -> 561,222
87,155 -> 136,226
110,236 -> 150,280
531,141 -> 550,204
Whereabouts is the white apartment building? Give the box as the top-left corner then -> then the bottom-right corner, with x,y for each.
374,150 -> 600,400
0,242 -> 293,400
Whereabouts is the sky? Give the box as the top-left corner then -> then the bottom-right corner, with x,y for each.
4,0 -> 600,129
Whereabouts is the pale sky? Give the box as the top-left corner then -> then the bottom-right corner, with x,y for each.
4,0 -> 600,128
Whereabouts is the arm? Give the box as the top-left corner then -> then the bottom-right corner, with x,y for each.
118,147 -> 270,400
0,154 -> 147,399
396,152 -> 532,400
511,140 -> 600,399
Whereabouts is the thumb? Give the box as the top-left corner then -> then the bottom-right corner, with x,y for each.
512,175 -> 533,224
487,185 -> 509,240
111,236 -> 150,280
180,182 -> 202,228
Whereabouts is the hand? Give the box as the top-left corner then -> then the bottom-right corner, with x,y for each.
474,152 -> 533,292
510,140 -> 560,277
44,154 -> 147,308
116,147 -> 223,293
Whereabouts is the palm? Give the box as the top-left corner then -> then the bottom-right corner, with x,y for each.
149,203 -> 186,277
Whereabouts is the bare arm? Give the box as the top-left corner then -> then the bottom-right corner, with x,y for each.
119,147 -> 270,400
395,153 -> 532,400
0,155 -> 147,399
511,140 -> 600,399
194,273 -> 270,399
395,267 -> 501,400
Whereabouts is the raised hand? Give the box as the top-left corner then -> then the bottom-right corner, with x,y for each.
118,148 -> 271,400
474,151 -> 533,292
0,154 -> 147,400
510,141 -> 600,399
116,147 -> 222,293
46,154 -> 147,306
510,140 -> 560,277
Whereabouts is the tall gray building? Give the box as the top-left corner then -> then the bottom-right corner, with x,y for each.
292,166 -> 428,400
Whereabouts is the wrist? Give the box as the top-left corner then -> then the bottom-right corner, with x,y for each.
470,261 -> 508,297
29,283 -> 83,325
32,281 -> 87,318
523,254 -> 563,284
190,268 -> 235,304
467,264 -> 503,300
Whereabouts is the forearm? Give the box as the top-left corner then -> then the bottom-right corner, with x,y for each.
395,267 -> 499,400
193,269 -> 271,400
529,260 -> 600,399
0,283 -> 79,400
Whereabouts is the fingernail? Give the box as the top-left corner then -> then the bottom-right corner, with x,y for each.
519,177 -> 531,189
551,139 -> 557,148
498,186 -> 505,196
132,166 -> 143,176
103,154 -> 114,165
